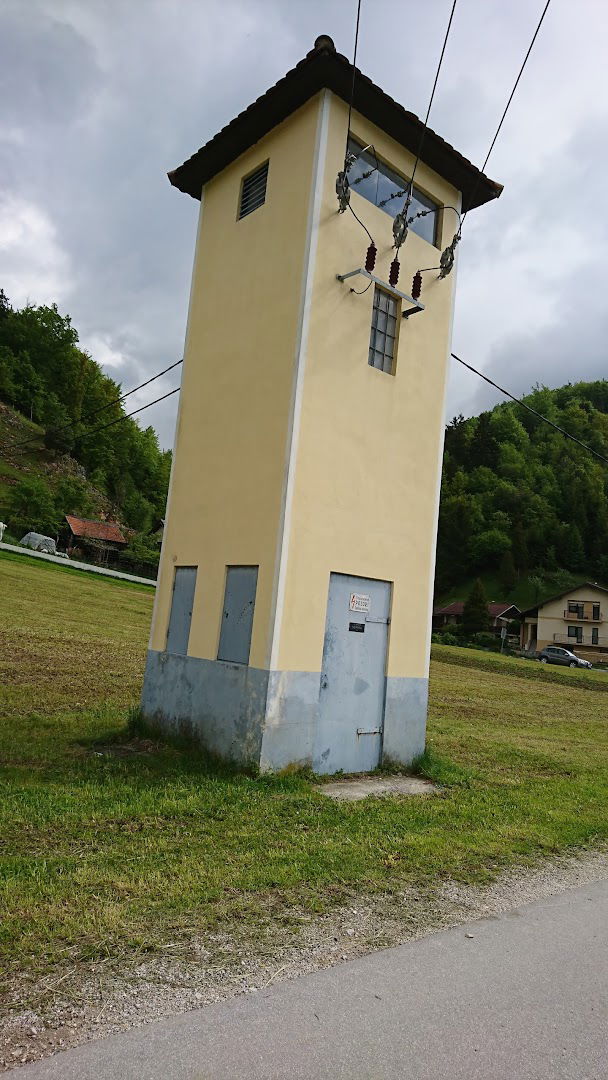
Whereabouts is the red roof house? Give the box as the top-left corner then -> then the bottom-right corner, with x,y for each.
432,601 -> 520,631
64,515 -> 127,547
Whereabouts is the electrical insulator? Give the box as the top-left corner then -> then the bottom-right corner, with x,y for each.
412,271 -> 422,301
389,258 -> 400,287
365,243 -> 377,273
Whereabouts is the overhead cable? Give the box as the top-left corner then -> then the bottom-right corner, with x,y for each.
460,0 -> 552,227
390,0 -> 457,284
69,386 -> 181,446
452,352 -> 608,466
408,0 -> 458,197
7,358 -> 183,451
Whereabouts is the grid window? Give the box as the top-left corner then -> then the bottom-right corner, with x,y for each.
567,625 -> 582,643
369,287 -> 398,374
348,138 -> 439,246
239,162 -> 268,219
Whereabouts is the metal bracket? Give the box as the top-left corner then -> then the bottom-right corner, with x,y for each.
335,269 -> 425,318
357,727 -> 383,736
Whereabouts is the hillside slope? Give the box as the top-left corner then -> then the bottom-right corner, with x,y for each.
0,290 -> 171,539
0,402 -> 116,538
436,381 -> 608,604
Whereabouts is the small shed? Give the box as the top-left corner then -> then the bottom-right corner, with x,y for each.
64,515 -> 127,565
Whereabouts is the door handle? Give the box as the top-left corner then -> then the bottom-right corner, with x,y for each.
320,674 -> 328,689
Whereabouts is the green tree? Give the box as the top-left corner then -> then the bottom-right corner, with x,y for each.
462,579 -> 489,636
528,574 -> 544,606
8,476 -> 59,537
0,291 -> 172,538
471,528 -> 511,567
511,523 -> 529,577
54,476 -> 94,518
121,489 -> 154,532
499,549 -> 517,594
0,345 -> 16,403
557,523 -> 585,572
43,392 -> 75,453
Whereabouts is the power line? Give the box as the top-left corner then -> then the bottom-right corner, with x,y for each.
70,385 -> 181,446
460,0 -> 552,227
408,0 -> 458,197
7,358 -> 183,451
452,352 -> 608,467
345,0 -> 363,163
391,0 -> 457,276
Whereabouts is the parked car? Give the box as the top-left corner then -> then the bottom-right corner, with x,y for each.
537,646 -> 592,669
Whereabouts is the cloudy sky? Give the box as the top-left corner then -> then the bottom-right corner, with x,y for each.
1,0 -> 606,448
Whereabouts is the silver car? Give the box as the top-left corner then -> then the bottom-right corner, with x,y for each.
537,646 -> 592,669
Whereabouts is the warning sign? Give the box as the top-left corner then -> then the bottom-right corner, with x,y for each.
349,593 -> 370,613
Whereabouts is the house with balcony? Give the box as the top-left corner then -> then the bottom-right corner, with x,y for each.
520,583 -> 608,661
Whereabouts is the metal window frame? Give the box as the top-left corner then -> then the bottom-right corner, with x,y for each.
347,136 -> 440,247
369,285 -> 398,374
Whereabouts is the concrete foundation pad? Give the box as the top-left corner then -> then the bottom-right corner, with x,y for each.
316,774 -> 439,801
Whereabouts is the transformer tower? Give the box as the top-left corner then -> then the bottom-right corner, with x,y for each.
142,35 -> 501,773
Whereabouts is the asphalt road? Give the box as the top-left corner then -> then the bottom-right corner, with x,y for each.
18,878 -> 608,1079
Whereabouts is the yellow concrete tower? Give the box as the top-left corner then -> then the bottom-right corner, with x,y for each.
142,35 -> 501,773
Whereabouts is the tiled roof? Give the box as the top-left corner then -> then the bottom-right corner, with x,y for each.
65,515 -> 127,544
169,35 -> 502,210
434,602 -> 519,617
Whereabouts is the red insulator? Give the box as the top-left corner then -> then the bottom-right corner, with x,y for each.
389,258 -> 400,287
365,242 -> 377,273
412,271 -> 422,301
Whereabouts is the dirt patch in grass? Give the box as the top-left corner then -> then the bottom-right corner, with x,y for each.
84,738 -> 166,759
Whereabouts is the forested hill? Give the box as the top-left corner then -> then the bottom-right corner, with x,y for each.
2,288 -> 607,601
0,290 -> 171,538
436,381 -> 608,597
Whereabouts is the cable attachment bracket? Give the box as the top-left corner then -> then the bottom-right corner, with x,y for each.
336,150 -> 357,213
392,196 -> 411,250
439,231 -> 461,278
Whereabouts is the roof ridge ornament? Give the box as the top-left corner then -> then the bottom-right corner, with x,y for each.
313,35 -> 336,52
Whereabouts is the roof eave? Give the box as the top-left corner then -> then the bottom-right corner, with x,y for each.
169,43 -> 502,209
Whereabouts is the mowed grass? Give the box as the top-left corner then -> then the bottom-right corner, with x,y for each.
1,552 -> 608,988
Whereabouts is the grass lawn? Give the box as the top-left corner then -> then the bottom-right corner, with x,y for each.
1,551 -> 608,993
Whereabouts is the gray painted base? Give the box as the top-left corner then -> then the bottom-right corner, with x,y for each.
141,650 -> 427,774
383,676 -> 428,765
141,650 -> 268,767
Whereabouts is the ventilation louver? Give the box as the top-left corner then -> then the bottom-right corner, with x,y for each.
239,162 -> 269,219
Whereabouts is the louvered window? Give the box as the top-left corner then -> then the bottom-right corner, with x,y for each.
239,162 -> 269,219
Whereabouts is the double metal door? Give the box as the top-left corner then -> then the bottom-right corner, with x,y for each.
315,573 -> 390,774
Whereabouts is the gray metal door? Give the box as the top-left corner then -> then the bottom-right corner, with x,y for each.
314,573 -> 390,774
217,566 -> 258,665
166,566 -> 197,656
